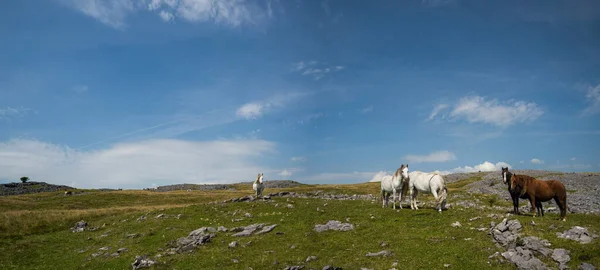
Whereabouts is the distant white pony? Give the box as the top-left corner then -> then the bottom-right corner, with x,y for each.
252,173 -> 264,197
381,164 -> 409,209
407,171 -> 448,212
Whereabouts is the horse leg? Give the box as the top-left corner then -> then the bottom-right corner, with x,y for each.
529,196 -> 538,217
512,195 -> 520,215
392,189 -> 397,210
554,195 -> 567,221
431,188 -> 440,212
413,189 -> 420,210
536,200 -> 544,217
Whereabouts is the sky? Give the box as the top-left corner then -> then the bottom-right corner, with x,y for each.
1,0 -> 599,189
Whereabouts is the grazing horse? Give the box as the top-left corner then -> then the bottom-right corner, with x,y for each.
501,167 -> 542,215
253,173 -> 264,197
510,172 -> 568,221
407,171 -> 448,212
381,164 -> 409,209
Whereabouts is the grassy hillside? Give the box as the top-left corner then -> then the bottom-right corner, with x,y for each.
0,176 -> 598,269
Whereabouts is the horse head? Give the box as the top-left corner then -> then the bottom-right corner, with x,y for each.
402,164 -> 409,180
258,173 -> 264,184
501,167 -> 512,185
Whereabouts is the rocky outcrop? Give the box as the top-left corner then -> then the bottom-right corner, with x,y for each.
556,226 -> 598,244
0,181 -> 75,196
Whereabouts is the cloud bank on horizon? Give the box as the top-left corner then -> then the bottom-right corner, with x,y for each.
1,0 -> 599,188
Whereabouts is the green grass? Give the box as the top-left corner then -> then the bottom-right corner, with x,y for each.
0,180 -> 598,270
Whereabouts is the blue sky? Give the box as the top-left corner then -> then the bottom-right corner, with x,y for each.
1,0 -> 599,189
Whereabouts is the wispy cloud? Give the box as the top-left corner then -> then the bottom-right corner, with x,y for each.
582,84 -> 600,116
360,106 -> 373,114
78,109 -> 237,150
570,157 -> 577,161
0,138 -> 277,189
426,104 -> 449,121
290,156 -> 306,162
302,171 -> 378,184
0,106 -> 31,122
60,0 -> 269,30
548,163 -> 592,170
297,113 -> 322,125
279,169 -> 292,178
292,61 -> 345,80
428,96 -> 543,127
530,158 -> 544,164
72,85 -> 89,94
236,92 -> 310,120
403,150 -> 456,164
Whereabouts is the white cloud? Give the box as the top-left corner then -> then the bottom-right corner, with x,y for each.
0,138 -> 277,189
426,104 -> 449,121
297,113 -> 322,125
290,156 -> 306,162
450,161 -> 511,173
368,171 -> 390,182
236,103 -> 264,119
159,10 -> 174,21
0,106 -> 31,122
360,106 -> 373,114
61,0 -> 267,30
530,158 -> 544,164
403,150 -> 457,164
429,96 -> 543,127
236,92 -> 310,120
582,84 -> 600,116
292,61 -> 345,80
303,171 -> 379,184
279,169 -> 292,178
520,160 -> 525,164
570,157 -> 577,161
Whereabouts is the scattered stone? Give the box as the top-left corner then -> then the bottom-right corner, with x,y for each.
71,220 -> 88,233
155,214 -> 166,219
380,241 -> 388,247
91,252 -> 103,258
552,249 -> 570,269
189,227 -> 217,236
232,259 -> 239,263
171,228 -> 216,253
256,224 -> 278,235
314,220 -> 355,232
556,226 -> 598,244
501,247 -> 548,270
231,224 -> 271,237
284,266 -> 304,270
579,262 -> 596,270
306,255 -> 317,262
290,245 -> 295,249
229,241 -> 238,248
127,233 -> 139,238
176,214 -> 183,219
392,261 -> 398,267
98,246 -> 110,251
131,255 -> 156,270
110,252 -> 120,257
469,217 -> 481,221
287,204 -> 295,209
490,218 -> 522,248
136,215 -> 146,222
217,226 -> 228,232
530,221 -> 536,226
444,264 -> 451,268
366,250 -> 393,257
451,221 -> 461,228
520,236 -> 553,257
244,213 -> 253,218
117,248 -> 128,253
323,266 -> 342,270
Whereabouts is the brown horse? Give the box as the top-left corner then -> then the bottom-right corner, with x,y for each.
510,173 -> 568,221
501,167 -> 542,216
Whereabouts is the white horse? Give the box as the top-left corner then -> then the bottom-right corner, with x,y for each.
381,164 -> 409,209
407,171 -> 448,212
252,173 -> 264,197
